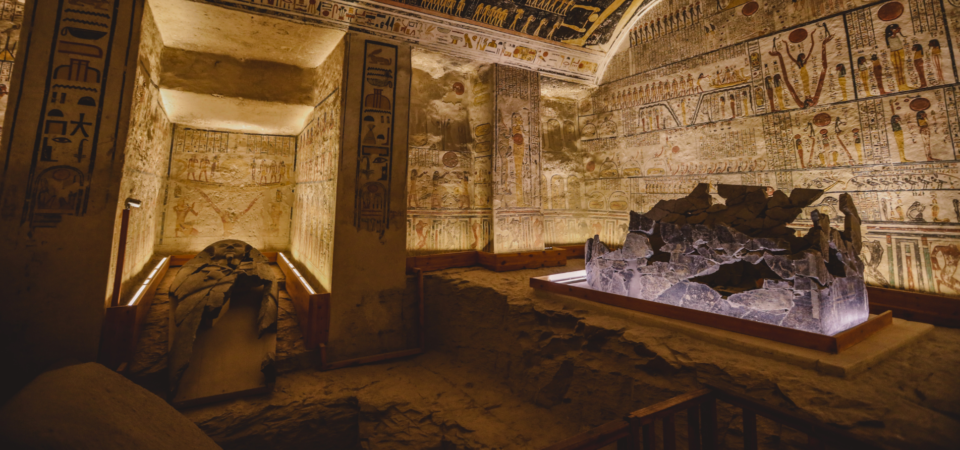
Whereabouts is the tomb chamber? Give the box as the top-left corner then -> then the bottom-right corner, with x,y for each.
585,184 -> 868,335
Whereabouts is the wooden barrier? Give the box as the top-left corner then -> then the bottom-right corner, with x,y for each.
477,249 -> 567,272
405,250 -> 478,273
868,286 -> 960,328
552,244 -> 585,259
530,271 -> 892,353
543,386 -> 881,450
404,248 -> 570,273
277,253 -> 330,349
99,256 -> 170,370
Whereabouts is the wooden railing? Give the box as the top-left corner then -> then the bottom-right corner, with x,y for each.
543,387 -> 880,450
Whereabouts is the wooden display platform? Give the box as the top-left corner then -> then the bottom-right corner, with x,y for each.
530,271 -> 892,353
278,253 -> 330,348
99,256 -> 170,370
477,249 -> 567,272
406,250 -> 478,273
405,248 -> 577,274
868,286 -> 960,328
552,244 -> 585,259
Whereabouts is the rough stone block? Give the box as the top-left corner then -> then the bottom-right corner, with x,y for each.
585,185 -> 869,335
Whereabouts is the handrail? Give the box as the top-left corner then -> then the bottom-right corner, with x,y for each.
626,389 -> 713,425
541,419 -> 630,450
542,386 -> 882,450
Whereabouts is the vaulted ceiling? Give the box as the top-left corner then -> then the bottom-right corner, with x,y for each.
184,0 -> 657,83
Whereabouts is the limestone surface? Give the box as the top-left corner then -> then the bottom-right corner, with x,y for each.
586,184 -> 869,335
182,353 -> 579,450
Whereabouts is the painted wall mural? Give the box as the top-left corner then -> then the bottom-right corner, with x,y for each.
195,0 -> 603,80
16,0 -> 121,228
587,0 -> 960,297
291,38 -> 344,291
157,126 -> 296,253
0,0 -> 24,139
493,64 -> 544,252
406,50 -> 493,255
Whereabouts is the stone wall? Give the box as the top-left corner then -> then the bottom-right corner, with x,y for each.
406,49 -> 494,255
582,0 -> 960,297
107,5 -> 173,303
156,126 -> 295,254
291,37 -> 345,291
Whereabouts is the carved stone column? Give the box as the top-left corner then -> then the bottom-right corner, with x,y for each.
0,0 -> 144,396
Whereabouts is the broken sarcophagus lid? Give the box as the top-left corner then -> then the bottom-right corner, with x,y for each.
168,240 -> 279,397
585,184 -> 868,335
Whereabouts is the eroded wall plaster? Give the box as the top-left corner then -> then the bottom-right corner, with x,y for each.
406,49 -> 494,255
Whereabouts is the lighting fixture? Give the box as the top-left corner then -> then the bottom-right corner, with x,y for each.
280,253 -> 316,295
126,256 -> 168,306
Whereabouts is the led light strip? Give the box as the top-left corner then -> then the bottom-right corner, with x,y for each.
546,270 -> 587,283
127,256 -> 169,306
280,253 -> 316,295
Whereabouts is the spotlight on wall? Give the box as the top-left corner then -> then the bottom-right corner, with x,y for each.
125,198 -> 142,210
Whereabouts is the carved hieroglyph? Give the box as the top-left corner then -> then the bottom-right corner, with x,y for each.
167,240 -> 278,393
585,184 -> 869,335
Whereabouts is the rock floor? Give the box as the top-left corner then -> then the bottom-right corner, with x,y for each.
182,352 -> 580,450
423,260 -> 960,450
130,260 -> 960,449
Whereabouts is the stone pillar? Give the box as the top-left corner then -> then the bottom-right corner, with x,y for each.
491,65 -> 544,253
327,32 -> 415,362
0,0 -> 144,396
